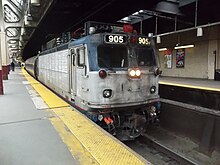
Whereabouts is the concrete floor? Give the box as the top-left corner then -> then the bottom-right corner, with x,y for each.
0,69 -> 78,165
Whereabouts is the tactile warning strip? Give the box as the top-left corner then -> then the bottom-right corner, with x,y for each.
22,70 -> 40,84
22,69 -> 68,108
52,107 -> 149,165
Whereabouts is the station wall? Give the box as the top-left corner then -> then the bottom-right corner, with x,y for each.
157,25 -> 220,79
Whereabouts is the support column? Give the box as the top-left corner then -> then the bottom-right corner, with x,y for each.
0,69 -> 2,95
0,33 -> 3,95
1,32 -> 9,80
0,0 -> 4,94
208,40 -> 218,79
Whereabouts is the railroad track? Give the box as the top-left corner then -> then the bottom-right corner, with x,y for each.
124,131 -> 199,165
124,99 -> 220,164
141,133 -> 197,165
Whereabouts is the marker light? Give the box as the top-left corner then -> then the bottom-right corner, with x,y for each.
99,69 -> 107,79
154,67 -> 162,76
130,36 -> 137,43
128,68 -> 142,78
123,24 -> 133,33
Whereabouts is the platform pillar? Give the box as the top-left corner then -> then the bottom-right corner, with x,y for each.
0,32 -> 9,80
0,0 -> 4,94
0,33 -> 3,94
0,32 -> 6,94
208,40 -> 218,80
0,66 -> 3,95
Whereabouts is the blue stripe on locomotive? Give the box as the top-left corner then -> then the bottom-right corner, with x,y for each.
68,34 -> 103,71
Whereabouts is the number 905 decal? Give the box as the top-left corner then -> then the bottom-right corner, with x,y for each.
138,37 -> 150,45
105,34 -> 127,44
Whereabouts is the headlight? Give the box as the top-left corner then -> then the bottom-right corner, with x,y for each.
128,68 -> 142,78
129,70 -> 136,77
103,89 -> 112,98
135,69 -> 141,76
150,86 -> 156,93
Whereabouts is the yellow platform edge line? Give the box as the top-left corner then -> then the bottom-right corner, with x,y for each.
53,107 -> 149,165
22,69 -> 69,108
48,111 -> 99,165
22,69 -> 98,164
159,81 -> 220,92
22,69 -> 150,165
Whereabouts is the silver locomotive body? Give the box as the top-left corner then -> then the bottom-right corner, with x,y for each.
26,25 -> 161,140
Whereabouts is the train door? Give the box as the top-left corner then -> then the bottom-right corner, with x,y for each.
76,44 -> 90,102
34,56 -> 39,80
69,48 -> 76,97
69,44 -> 88,103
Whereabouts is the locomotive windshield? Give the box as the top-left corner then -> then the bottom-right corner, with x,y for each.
97,45 -> 128,69
136,46 -> 156,67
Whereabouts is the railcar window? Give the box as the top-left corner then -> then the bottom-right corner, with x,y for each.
97,45 -> 128,68
71,49 -> 75,66
136,47 -> 156,66
77,47 -> 85,67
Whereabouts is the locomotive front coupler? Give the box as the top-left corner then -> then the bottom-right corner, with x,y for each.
143,103 -> 160,126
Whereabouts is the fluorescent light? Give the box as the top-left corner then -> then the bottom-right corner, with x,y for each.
159,48 -> 167,51
122,17 -> 130,21
9,40 -> 17,44
174,45 -> 194,49
132,12 -> 139,15
197,27 -> 203,37
156,36 -> 161,43
31,0 -> 40,6
21,27 -> 25,35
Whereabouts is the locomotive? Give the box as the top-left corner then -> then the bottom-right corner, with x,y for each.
25,21 -> 161,140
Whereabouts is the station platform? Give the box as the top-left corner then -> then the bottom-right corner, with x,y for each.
0,68 -> 149,165
159,76 -> 220,110
159,76 -> 220,92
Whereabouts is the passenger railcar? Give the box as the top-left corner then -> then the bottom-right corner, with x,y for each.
25,21 -> 161,140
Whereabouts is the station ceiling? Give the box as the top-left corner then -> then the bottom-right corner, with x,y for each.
22,0 -> 220,60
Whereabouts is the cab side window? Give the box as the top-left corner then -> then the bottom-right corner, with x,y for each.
77,47 -> 85,67
71,49 -> 75,66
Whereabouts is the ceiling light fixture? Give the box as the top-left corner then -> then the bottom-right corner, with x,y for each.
24,14 -> 33,26
156,36 -> 161,43
155,0 -> 181,15
174,44 -> 194,49
31,0 -> 40,6
159,48 -> 168,51
197,27 -> 203,37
